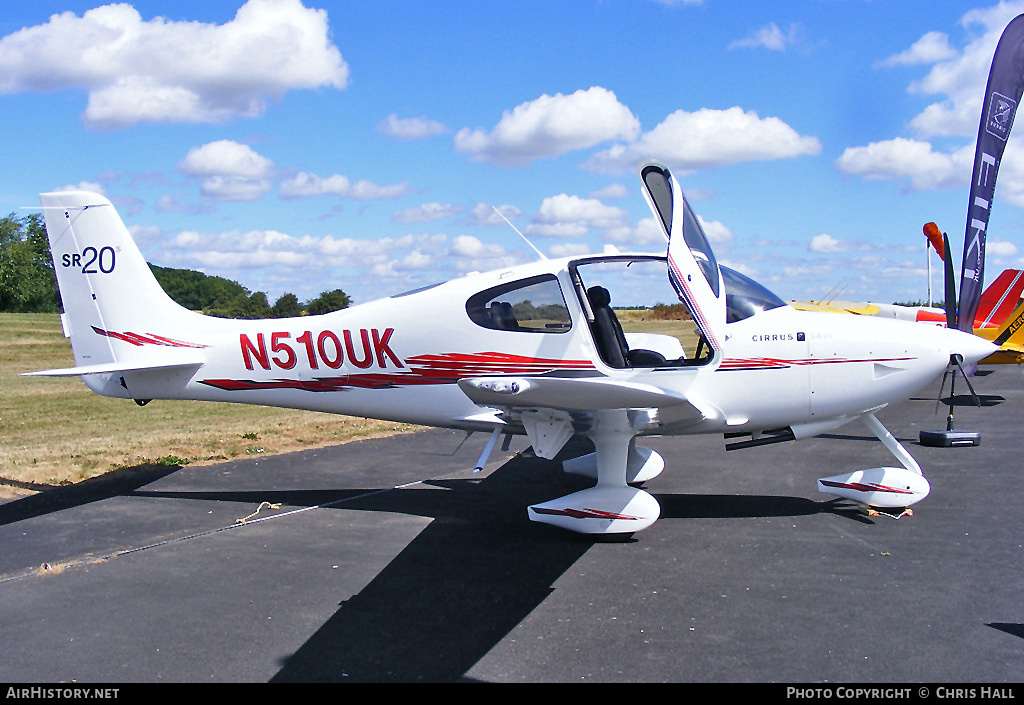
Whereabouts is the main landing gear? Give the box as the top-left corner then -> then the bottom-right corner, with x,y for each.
524,409 -> 663,535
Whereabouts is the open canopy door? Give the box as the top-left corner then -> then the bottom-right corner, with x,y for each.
639,161 -> 726,354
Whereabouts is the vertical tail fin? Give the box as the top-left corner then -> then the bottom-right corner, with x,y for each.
31,192 -> 207,391
991,299 -> 1024,348
975,268 -> 1024,329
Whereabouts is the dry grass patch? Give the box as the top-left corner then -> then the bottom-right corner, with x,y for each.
1,313 -> 417,493
1,309 -> 700,495
615,307 -> 704,356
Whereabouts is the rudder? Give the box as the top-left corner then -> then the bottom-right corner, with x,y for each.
39,192 -> 206,390
975,269 -> 1024,328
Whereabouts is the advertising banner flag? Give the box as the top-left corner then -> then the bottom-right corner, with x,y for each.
958,14 -> 1024,334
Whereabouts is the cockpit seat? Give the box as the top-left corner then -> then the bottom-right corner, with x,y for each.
489,301 -> 518,331
587,286 -> 667,368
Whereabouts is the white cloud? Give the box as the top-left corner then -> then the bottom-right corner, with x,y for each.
178,140 -> 274,178
0,0 -> 349,129
727,22 -> 802,52
525,221 -> 589,238
988,238 -> 1019,257
155,195 -> 189,213
549,243 -> 592,258
698,215 -> 733,246
370,246 -> 445,278
447,234 -> 519,272
177,140 -> 275,201
392,202 -> 463,223
54,180 -> 105,194
454,86 -> 641,166
280,172 -> 412,199
464,203 -> 526,226
889,1 -> 1024,138
877,31 -> 958,67
450,234 -> 493,257
809,234 -> 848,254
164,227 -> 447,275
197,176 -> 273,202
604,217 -> 669,247
841,4 -> 1024,196
586,106 -> 821,173
535,194 -> 628,226
128,224 -> 162,248
996,142 -> 1024,207
834,138 -> 973,191
589,183 -> 630,199
376,114 -> 449,140
525,193 -> 630,237
397,249 -> 434,270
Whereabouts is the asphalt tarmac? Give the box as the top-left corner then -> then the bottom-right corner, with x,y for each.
1,365 -> 1023,684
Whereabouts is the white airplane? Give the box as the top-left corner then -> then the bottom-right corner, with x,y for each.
23,161 -> 996,536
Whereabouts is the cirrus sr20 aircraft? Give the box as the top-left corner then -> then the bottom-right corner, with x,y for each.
24,161 -> 997,536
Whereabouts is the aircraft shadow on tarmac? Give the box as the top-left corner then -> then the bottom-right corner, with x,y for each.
0,438 -> 876,682
910,393 -> 1005,408
0,463 -> 182,527
120,442 -> 868,682
988,623 -> 1024,640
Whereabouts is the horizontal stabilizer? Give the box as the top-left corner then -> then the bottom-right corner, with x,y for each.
21,354 -> 205,378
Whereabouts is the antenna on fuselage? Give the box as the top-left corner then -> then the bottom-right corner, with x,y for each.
492,205 -> 547,260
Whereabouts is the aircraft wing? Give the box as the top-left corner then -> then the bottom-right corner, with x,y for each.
458,374 -> 713,460
979,342 -> 1024,365
789,300 -> 881,315
458,375 -> 706,415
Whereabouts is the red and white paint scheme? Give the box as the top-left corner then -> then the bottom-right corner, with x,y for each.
24,161 -> 996,535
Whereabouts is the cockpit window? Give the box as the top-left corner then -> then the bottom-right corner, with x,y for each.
680,197 -> 721,298
721,266 -> 786,323
466,274 -> 572,333
643,162 -> 722,300
641,164 -> 673,235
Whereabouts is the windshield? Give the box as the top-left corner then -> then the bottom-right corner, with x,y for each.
721,266 -> 786,323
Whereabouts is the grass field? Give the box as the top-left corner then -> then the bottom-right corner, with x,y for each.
0,313 -> 417,493
616,308 -> 703,354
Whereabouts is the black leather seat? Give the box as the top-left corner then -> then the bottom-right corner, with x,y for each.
587,286 -> 666,368
489,301 -> 518,331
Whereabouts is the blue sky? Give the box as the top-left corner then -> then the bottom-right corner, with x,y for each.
2,0 -> 1024,308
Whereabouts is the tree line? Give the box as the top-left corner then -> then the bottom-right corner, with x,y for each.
0,212 -> 350,318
